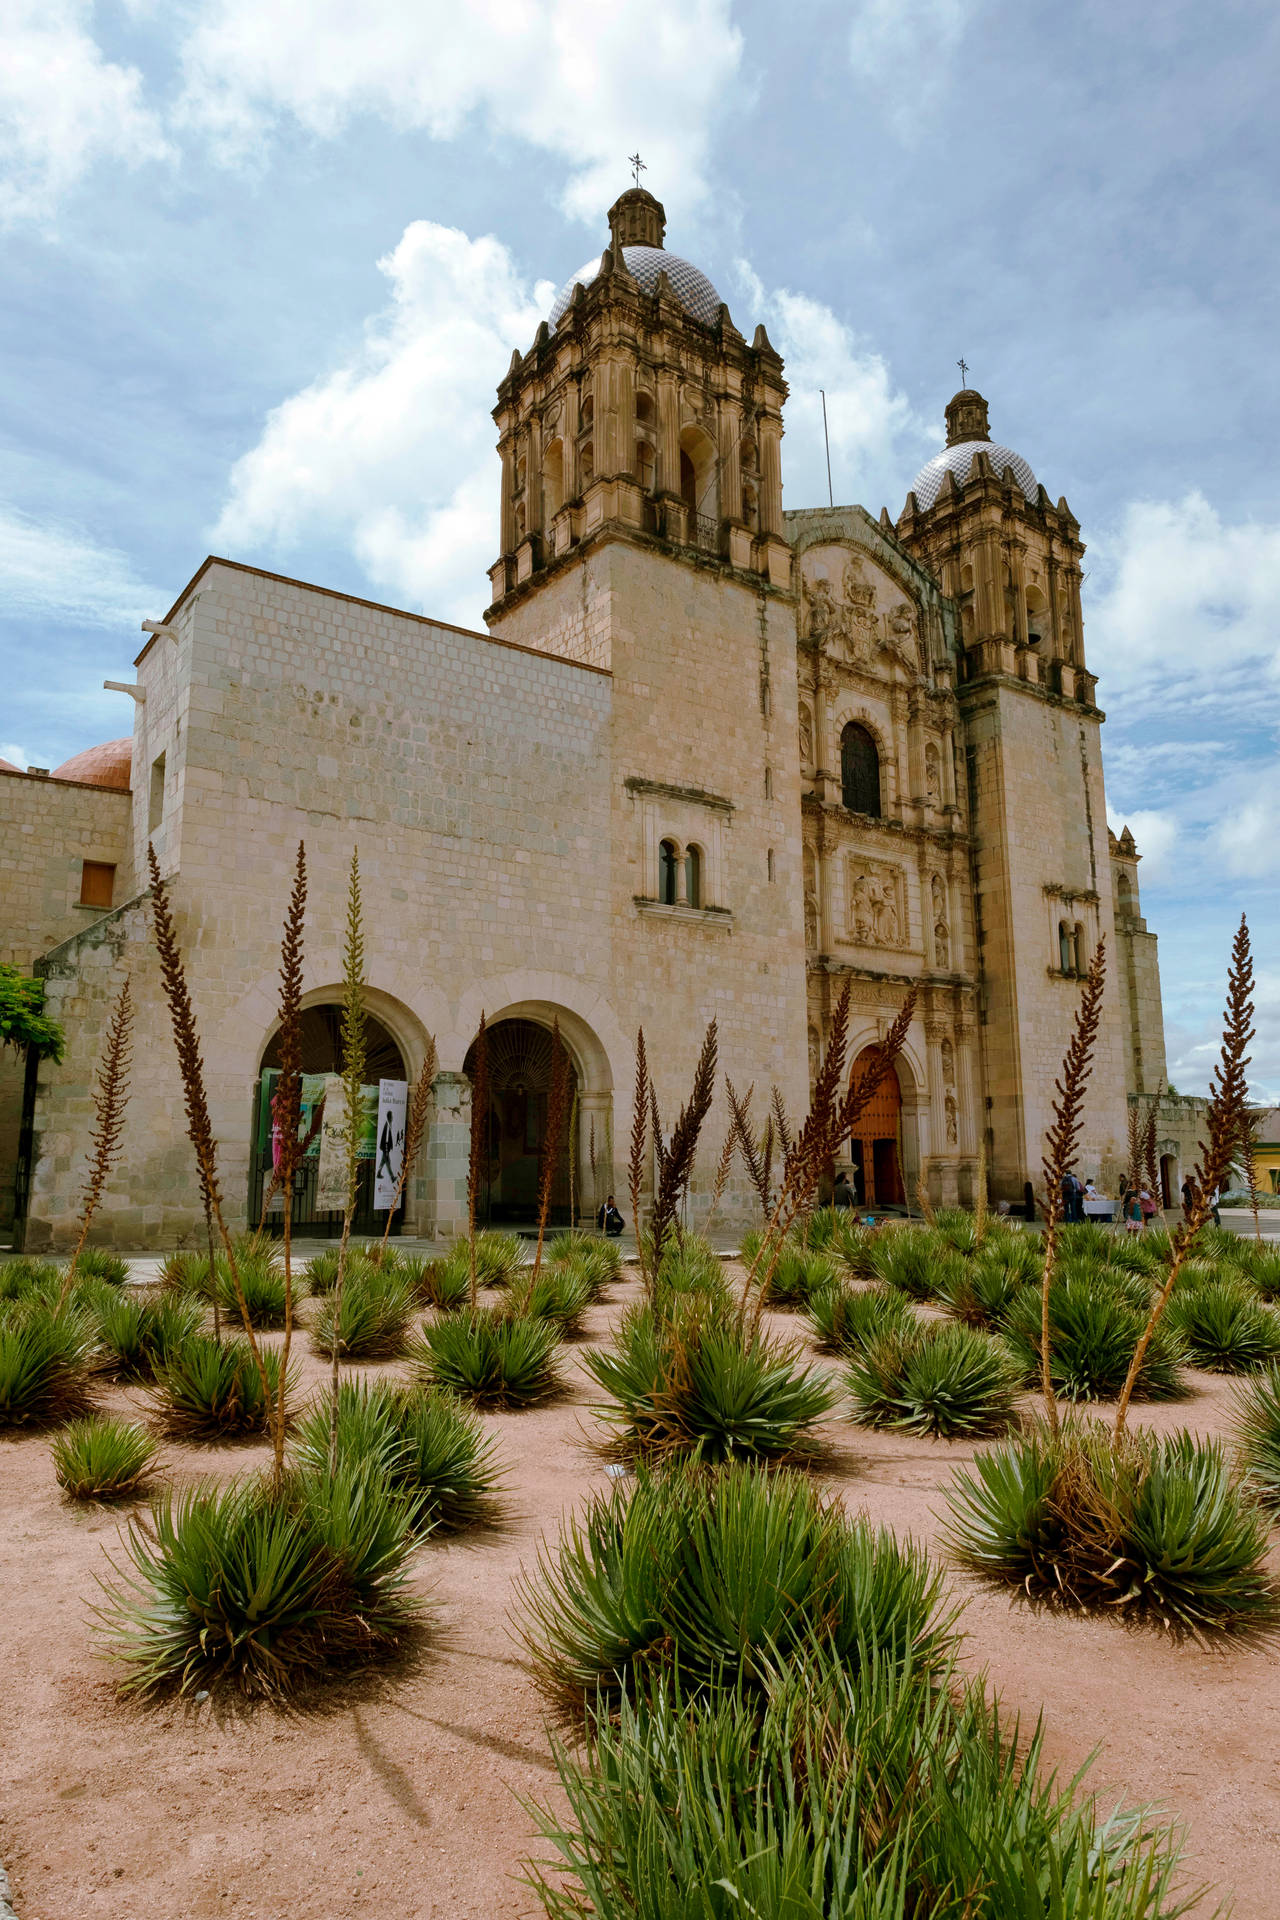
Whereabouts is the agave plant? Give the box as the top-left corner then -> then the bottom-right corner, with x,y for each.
584,1297 -> 836,1464
805,1281 -> 916,1355
651,1234 -> 729,1306
71,1247 -> 131,1288
846,1323 -> 1020,1440
94,1291 -> 203,1381
472,1231 -> 525,1288
509,1261 -> 596,1336
310,1264 -> 416,1360
214,1253 -> 288,1329
931,1207 -> 982,1257
151,1333 -> 293,1439
1234,1244 -> 1280,1302
291,1379 -> 501,1531
52,1415 -> 159,1499
304,1248 -> 342,1295
1166,1280 -> 1280,1373
547,1229 -> 623,1288
0,1257 -> 63,1305
518,1462 -> 951,1710
1235,1365 -> 1280,1506
1003,1277 -> 1187,1403
96,1460 -> 426,1696
945,1421 -> 1280,1638
827,1217 -> 880,1282
411,1307 -> 562,1408
761,1245 -> 840,1310
867,1231 -> 962,1303
0,1306 -> 97,1427
935,1241 -> 1040,1330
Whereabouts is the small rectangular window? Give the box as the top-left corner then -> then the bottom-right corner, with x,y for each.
149,751 -> 166,833
80,860 -> 116,909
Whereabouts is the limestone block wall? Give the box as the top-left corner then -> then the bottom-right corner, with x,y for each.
0,766 -> 132,1230
962,680 -> 1128,1197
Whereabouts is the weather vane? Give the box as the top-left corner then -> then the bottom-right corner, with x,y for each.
629,151 -> 646,188
957,357 -> 969,386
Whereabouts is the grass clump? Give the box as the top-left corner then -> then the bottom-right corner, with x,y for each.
1004,1276 -> 1187,1403
411,1307 -> 563,1409
584,1298 -> 835,1464
310,1263 -> 416,1360
0,1306 -> 97,1427
70,1247 -> 131,1288
151,1334 -> 293,1439
97,1460 -> 426,1697
519,1461 -> 951,1709
936,1237 -> 1041,1330
805,1280 -> 916,1355
94,1291 -> 203,1381
1166,1280 -> 1280,1373
1233,1365 -> 1280,1507
509,1262 -> 596,1336
0,1257 -> 63,1304
867,1230 -> 961,1302
292,1379 -> 501,1531
760,1244 -> 839,1310
846,1323 -> 1020,1439
53,1415 -> 158,1499
548,1230 -> 622,1288
945,1420 -> 1280,1638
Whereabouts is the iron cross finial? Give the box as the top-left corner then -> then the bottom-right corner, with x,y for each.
957,357 -> 969,386
629,151 -> 646,187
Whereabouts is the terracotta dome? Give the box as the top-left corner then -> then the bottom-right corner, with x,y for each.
0,756 -> 19,773
52,738 -> 133,790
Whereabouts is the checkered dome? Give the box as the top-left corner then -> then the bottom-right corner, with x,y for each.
550,246 -> 722,329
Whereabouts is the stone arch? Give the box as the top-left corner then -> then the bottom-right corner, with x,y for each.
543,437 -> 565,519
679,422 -> 717,525
840,720 -> 882,817
830,701 -> 896,815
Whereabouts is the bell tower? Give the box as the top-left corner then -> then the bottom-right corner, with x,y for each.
896,392 -> 1128,1197
486,188 -> 791,660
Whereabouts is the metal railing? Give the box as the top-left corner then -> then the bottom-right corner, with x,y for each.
690,512 -> 719,553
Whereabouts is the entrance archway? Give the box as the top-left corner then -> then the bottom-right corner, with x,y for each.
464,1018 -> 580,1226
1159,1153 -> 1176,1211
252,1007 -> 408,1238
846,1047 -> 905,1209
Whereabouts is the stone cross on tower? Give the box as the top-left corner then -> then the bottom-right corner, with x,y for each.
629,152 -> 645,187
957,357 -> 969,386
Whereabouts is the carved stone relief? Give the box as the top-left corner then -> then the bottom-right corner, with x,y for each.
799,547 -> 923,672
798,701 -> 813,765
848,858 -> 906,949
924,741 -> 941,806
803,845 -> 819,950
945,1091 -> 959,1145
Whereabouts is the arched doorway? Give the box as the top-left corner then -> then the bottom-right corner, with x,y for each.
464,1018 -> 579,1226
845,1046 -> 904,1209
252,1007 -> 408,1238
1159,1153 -> 1176,1211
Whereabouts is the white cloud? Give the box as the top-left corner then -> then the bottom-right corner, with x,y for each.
178,0 -> 741,224
1088,492 -> 1280,704
215,220 -> 553,627
848,0 -> 976,133
0,0 -> 171,224
735,264 -> 929,516
1167,966 -> 1280,1106
1106,806 -> 1177,883
0,506 -> 164,627
1217,795 -> 1280,880
0,741 -> 29,769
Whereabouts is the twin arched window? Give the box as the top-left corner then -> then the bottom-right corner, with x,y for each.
658,839 -> 703,908
840,722 -> 881,817
1058,920 -> 1086,975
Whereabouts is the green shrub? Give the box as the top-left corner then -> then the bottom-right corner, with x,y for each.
945,1422 -> 1280,1637
828,1217 -> 880,1282
95,1292 -> 203,1381
151,1334 -> 293,1439
548,1230 -> 623,1287
0,1257 -> 62,1304
292,1379 -> 500,1531
510,1261 -> 595,1335
652,1234 -> 729,1307
584,1298 -> 835,1464
846,1323 -> 1020,1439
1234,1365 -> 1280,1507
931,1207 -> 982,1256
791,1206 -> 842,1251
304,1248 -> 341,1295
473,1230 -> 525,1287
1166,1280 -> 1280,1373
867,1230 -> 962,1302
0,1306 -> 96,1427
52,1415 -> 158,1499
528,1646 -> 1194,1920
519,1462 -> 951,1710
215,1254 -> 288,1329
1003,1277 -> 1187,1402
411,1308 -> 562,1408
761,1244 -> 840,1309
1234,1244 -> 1280,1302
1054,1253 -> 1152,1313
805,1281 -> 916,1355
97,1460 -> 426,1696
71,1247 -> 131,1287
936,1239 -> 1041,1329
310,1265 -> 416,1360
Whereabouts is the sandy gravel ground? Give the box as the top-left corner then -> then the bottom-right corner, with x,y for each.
2,1267 -> 1279,1920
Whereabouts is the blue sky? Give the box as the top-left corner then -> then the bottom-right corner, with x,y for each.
2,0 -> 1276,1097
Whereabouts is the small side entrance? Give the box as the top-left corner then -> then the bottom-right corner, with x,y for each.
463,1017 -> 578,1227
846,1048 -> 905,1209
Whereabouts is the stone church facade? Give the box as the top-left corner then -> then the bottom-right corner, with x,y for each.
1,188 -> 1189,1249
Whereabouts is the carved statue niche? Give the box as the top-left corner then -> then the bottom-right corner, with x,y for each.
931,873 -> 947,922
849,860 -> 904,949
888,601 -> 917,664
840,556 -> 879,663
934,920 -> 951,969
803,845 -> 819,950
805,577 -> 836,643
798,701 -> 814,765
940,1037 -> 955,1088
924,741 -> 942,807
945,1091 -> 959,1146
808,1025 -> 821,1087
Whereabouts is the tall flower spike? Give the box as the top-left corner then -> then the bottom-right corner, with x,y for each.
61,976 -> 133,1304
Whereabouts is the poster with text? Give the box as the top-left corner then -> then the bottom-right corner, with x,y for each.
315,1075 -> 349,1211
374,1079 -> 409,1211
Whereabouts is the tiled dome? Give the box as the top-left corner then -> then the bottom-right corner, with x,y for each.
909,440 -> 1038,511
550,245 -> 722,330
52,738 -> 133,790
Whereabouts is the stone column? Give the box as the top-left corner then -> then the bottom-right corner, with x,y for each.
717,395 -> 742,527
578,1088 -> 613,1224
655,370 -> 681,498
759,417 -> 784,535
425,1072 -> 471,1241
498,437 -> 517,555
526,415 -> 544,536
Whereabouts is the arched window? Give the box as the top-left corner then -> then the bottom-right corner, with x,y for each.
1025,584 -> 1048,647
580,440 -> 594,483
580,392 -> 594,430
658,839 -> 678,906
840,723 -> 881,817
636,439 -> 655,490
685,845 -> 702,909
1059,921 -> 1073,974
1074,922 -> 1086,974
1116,873 -> 1133,917
635,389 -> 655,425
543,438 -> 564,519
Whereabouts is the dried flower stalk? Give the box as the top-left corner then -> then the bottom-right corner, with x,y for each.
380,1039 -> 437,1249
1126,1102 -> 1143,1194
1036,938 -> 1107,1432
1142,1100 -> 1159,1202
973,1137 -> 988,1248
327,851 -> 367,1469
770,1086 -> 793,1175
60,976 -> 133,1306
271,842 -> 307,1484
466,1011 -> 489,1311
702,1098 -> 738,1236
147,847 -> 273,1416
1115,915 -> 1255,1438
726,1080 -> 767,1218
533,1019 -> 570,1279
567,1084 -> 579,1230
628,1029 -> 650,1289
914,1176 -> 936,1228
649,1020 -> 718,1266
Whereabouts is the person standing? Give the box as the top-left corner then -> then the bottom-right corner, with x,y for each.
833,1170 -> 855,1211
1181,1174 -> 1200,1222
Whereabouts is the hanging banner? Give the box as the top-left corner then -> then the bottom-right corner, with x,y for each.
315,1075 -> 349,1211
374,1079 -> 409,1211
